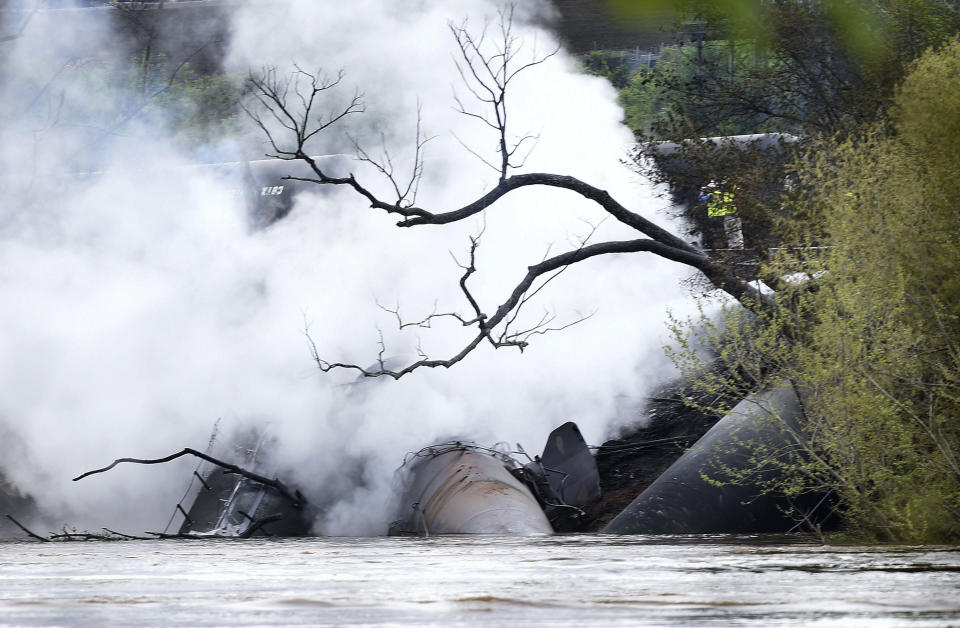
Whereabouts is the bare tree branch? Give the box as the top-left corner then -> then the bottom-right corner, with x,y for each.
307,237 -> 738,379
73,448 -> 307,509
4,514 -> 50,542
244,66 -> 365,161
448,3 -> 559,181
243,7 -> 778,380
348,101 -> 434,207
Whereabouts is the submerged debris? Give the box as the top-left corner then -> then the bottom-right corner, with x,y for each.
4,515 -> 150,542
73,428 -> 310,539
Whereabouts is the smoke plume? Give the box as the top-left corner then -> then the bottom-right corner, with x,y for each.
0,0 -> 698,535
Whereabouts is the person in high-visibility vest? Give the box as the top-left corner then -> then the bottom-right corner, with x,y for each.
699,181 -> 744,249
707,189 -> 737,217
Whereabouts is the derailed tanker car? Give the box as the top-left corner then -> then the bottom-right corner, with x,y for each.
602,385 -> 834,535
174,420 -> 600,538
63,155 -> 348,232
166,428 -> 311,538
175,155 -> 351,229
72,425 -> 312,538
389,422 -> 601,536
238,156 -> 349,229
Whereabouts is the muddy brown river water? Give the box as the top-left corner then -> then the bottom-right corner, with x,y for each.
1,535 -> 959,626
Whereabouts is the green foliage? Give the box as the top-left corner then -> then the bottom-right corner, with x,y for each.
610,0 -> 959,140
669,39 -> 960,542
618,68 -> 657,135
614,42 -> 781,137
615,40 -> 789,139
152,65 -> 244,151
46,50 -> 243,163
609,0 -> 957,62
581,50 -> 631,89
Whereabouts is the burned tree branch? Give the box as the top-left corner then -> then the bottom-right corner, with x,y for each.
499,220 -> 601,341
244,66 -> 365,161
244,65 -> 708,259
49,531 -> 122,542
377,300 -> 480,330
457,230 -> 486,322
73,448 -> 307,509
5,514 -> 50,542
370,223 -> 489,335
5,514 -> 153,542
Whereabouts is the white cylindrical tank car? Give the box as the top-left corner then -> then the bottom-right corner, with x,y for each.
389,444 -> 554,536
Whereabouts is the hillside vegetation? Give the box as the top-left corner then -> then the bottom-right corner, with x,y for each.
646,10 -> 960,541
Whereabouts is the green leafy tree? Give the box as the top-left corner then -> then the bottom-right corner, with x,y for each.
581,50 -> 631,89
612,0 -> 959,139
670,38 -> 960,542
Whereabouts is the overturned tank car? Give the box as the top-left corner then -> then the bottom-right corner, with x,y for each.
63,154 -> 348,232
389,422 -> 601,536
167,429 -> 310,538
238,157 -> 348,229
602,385 -> 834,535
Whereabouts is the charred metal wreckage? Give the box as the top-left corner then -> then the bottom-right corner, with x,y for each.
175,421 -> 605,538
389,422 -> 601,536
4,386 -> 835,539
62,427 -> 313,540
157,387 -> 831,539
166,429 -> 310,538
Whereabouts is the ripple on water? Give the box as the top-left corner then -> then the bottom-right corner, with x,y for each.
0,535 -> 957,626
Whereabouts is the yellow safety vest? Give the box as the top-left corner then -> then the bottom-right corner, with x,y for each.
707,190 -> 737,217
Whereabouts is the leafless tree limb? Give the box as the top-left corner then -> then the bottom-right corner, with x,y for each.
349,101 -> 433,207
495,220 -> 597,345
377,299 -> 480,330
308,237 -> 727,379
102,528 -> 151,540
350,215 -> 597,368
244,66 -> 365,161
3,515 -> 141,543
449,3 -> 559,181
73,448 -> 307,509
4,514 -> 49,541
244,6 -> 777,380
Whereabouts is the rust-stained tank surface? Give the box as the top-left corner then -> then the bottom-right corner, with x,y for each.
390,445 -> 554,536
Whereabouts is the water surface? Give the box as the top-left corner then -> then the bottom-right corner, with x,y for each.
1,535 -> 959,626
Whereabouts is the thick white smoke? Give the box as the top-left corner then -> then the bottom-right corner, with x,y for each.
0,0 -> 698,535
